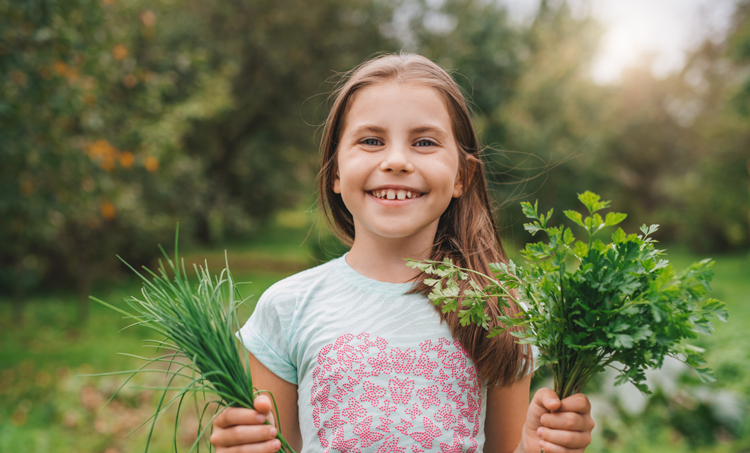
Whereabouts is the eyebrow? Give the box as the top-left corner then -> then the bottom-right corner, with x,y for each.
349,124 -> 448,139
410,125 -> 448,138
350,125 -> 387,135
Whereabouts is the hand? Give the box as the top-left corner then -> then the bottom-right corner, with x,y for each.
210,394 -> 281,452
521,388 -> 595,453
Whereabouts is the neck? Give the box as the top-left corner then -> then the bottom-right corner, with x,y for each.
345,224 -> 437,284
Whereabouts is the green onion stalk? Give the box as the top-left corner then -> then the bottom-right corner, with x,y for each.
407,191 -> 727,401
87,229 -> 297,453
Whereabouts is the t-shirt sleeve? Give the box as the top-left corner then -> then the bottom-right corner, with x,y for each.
517,344 -> 541,378
236,284 -> 298,385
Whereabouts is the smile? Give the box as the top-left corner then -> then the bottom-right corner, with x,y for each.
368,189 -> 424,200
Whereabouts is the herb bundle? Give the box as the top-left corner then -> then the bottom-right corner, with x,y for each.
407,191 -> 727,399
89,232 -> 296,453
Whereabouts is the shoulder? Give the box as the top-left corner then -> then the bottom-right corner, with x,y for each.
256,257 -> 341,309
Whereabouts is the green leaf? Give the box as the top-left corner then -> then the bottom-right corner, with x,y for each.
571,241 -> 588,257
640,224 -> 659,236
694,367 -> 717,384
611,227 -> 627,243
703,298 -> 728,322
524,222 -> 543,235
539,208 -> 554,227
613,334 -> 634,348
563,227 -> 575,245
578,191 -> 610,213
604,212 -> 627,227
564,210 -> 584,228
423,278 -> 441,287
521,201 -> 539,220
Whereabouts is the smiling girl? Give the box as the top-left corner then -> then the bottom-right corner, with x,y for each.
210,53 -> 595,453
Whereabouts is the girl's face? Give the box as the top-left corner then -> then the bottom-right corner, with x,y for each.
333,82 -> 463,245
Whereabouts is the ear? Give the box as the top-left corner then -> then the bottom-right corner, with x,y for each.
453,154 -> 477,198
333,169 -> 341,194
452,174 -> 463,198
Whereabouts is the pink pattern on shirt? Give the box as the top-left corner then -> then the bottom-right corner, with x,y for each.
343,397 -> 367,424
416,385 -> 440,410
311,334 -> 482,451
434,404 -> 457,430
380,399 -> 398,417
376,416 -> 394,433
330,426 -> 359,452
389,377 -> 415,405
405,403 -> 423,421
409,417 -> 442,449
376,434 -> 406,453
391,348 -> 417,374
354,416 -> 385,448
395,418 -> 414,435
361,381 -> 387,407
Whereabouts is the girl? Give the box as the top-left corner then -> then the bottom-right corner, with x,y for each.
210,53 -> 595,453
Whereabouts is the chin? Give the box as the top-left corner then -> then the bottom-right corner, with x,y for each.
371,224 -> 433,240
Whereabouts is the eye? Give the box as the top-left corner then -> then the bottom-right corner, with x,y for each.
360,138 -> 382,146
414,139 -> 436,147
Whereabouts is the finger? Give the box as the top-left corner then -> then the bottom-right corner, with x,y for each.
540,411 -> 595,432
221,438 -> 282,453
558,393 -> 592,415
253,394 -> 274,415
537,439 -> 585,453
214,407 -> 270,429
212,424 -> 279,448
538,427 -> 591,450
531,388 -> 561,413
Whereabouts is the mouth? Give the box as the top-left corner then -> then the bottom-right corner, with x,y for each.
367,188 -> 424,200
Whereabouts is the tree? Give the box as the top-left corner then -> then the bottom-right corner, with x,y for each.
0,0 -> 401,322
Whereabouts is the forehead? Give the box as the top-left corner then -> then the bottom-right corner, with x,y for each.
343,82 -> 453,135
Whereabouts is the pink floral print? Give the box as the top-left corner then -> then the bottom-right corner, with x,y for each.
311,334 -> 482,451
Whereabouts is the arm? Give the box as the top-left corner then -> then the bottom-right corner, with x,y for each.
484,373 -> 531,453
485,375 -> 595,453
210,353 -> 302,452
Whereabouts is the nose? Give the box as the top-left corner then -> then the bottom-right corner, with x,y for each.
379,143 -> 414,174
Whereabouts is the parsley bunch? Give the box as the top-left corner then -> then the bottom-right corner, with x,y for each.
407,191 -> 727,399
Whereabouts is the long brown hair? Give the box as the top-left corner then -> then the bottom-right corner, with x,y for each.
317,53 -> 531,386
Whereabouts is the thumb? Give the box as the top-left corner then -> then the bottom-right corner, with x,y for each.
526,388 -> 560,430
253,394 -> 276,426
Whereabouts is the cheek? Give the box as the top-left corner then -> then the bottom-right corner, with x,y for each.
337,155 -> 369,187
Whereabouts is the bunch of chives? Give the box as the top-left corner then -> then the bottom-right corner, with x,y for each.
88,230 -> 296,453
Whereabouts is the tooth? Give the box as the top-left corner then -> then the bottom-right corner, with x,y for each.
387,190 -> 396,200
381,190 -> 387,198
397,190 -> 406,200
407,191 -> 412,199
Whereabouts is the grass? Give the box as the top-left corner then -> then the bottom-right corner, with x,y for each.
0,225 -> 747,453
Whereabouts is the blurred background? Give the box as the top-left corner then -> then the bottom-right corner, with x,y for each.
1,0 -> 749,451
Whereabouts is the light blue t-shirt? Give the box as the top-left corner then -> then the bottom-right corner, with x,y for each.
239,255 -> 490,452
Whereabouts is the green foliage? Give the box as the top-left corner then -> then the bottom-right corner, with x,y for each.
88,233 -> 296,453
0,0 -> 230,317
408,192 -> 728,399
0,0 -> 398,317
